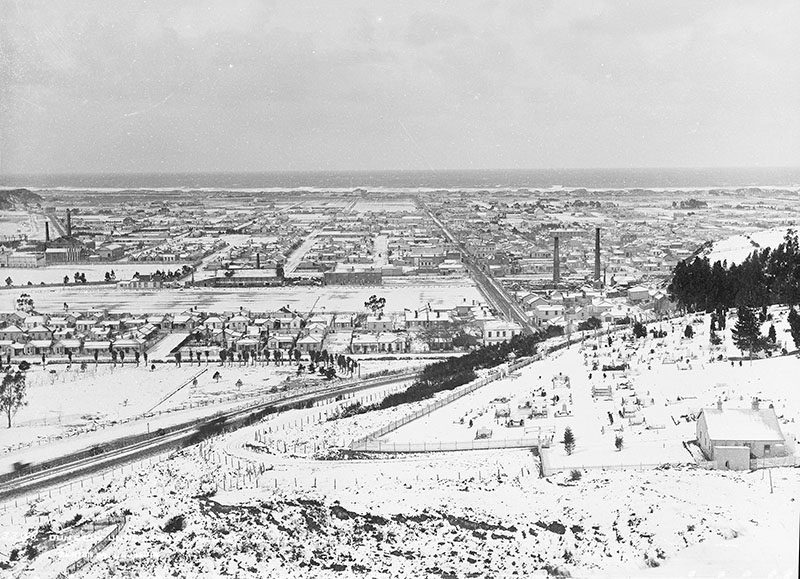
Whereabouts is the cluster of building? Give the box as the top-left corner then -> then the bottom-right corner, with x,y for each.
423,193 -> 709,290
516,284 -> 672,331
0,299 -> 525,362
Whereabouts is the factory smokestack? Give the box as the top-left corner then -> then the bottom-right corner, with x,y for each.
66,209 -> 72,237
256,253 -> 261,269
553,236 -> 560,286
45,222 -> 50,243
594,227 -> 601,288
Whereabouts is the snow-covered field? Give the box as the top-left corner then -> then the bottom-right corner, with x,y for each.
1,278 -> 482,314
0,361 -> 308,460
0,211 -> 48,239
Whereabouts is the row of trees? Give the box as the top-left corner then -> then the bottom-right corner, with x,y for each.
669,229 -> 800,313
377,332 -> 542,410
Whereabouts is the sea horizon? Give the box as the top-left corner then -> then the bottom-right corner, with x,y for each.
2,166 -> 800,191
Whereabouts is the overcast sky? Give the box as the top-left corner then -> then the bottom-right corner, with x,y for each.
1,0 -> 798,174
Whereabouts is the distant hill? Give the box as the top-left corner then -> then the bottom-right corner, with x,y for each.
0,188 -> 43,209
696,226 -> 795,266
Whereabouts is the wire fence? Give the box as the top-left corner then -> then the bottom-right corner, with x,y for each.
350,436 -> 553,453
750,456 -> 798,469
349,356 -> 539,450
0,451 -> 172,525
198,441 -> 540,494
696,455 -> 799,471
2,369 -> 416,458
540,448 -> 673,475
53,514 -> 128,579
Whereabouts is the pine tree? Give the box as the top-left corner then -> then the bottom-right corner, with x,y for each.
788,307 -> 800,350
562,427 -> 575,455
732,306 -> 761,358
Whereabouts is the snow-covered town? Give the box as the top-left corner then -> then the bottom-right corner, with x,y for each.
0,179 -> 799,578
3,1 -> 800,577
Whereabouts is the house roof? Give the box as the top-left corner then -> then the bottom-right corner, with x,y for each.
114,339 -> 144,348
701,407 -> 785,442
29,325 -> 52,333
84,341 -> 112,350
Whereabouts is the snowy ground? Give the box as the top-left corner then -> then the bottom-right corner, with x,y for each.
700,226 -> 794,266
1,445 -> 796,578
0,210 -> 48,239
2,309 -> 799,577
1,278 -> 482,314
0,358 -> 379,468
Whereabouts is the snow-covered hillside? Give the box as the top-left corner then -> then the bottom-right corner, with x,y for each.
699,226 -> 795,265
3,449 -> 797,578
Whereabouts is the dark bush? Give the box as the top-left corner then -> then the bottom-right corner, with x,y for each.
162,515 -> 185,533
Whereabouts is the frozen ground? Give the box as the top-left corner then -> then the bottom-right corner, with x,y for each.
2,278 -> 482,313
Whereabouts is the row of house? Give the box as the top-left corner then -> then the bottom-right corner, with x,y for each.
0,300 -> 525,360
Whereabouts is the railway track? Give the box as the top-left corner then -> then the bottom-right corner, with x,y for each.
0,372 -> 416,502
421,204 -> 537,335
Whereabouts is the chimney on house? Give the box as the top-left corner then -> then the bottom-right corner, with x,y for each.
45,222 -> 50,243
594,227 -> 601,288
553,236 -> 560,286
716,399 -> 723,411
751,397 -> 760,411
66,209 -> 72,237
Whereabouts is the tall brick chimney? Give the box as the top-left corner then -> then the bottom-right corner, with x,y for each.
594,227 -> 601,288
45,221 -> 50,243
553,236 -> 560,286
66,209 -> 72,237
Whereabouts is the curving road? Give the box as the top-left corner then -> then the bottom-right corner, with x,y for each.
0,372 -> 417,502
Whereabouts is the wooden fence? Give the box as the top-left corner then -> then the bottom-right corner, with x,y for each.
54,515 -> 127,578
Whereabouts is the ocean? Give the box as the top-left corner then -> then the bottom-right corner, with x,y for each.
1,167 -> 800,190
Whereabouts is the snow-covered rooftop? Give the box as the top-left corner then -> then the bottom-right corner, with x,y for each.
701,407 -> 785,442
